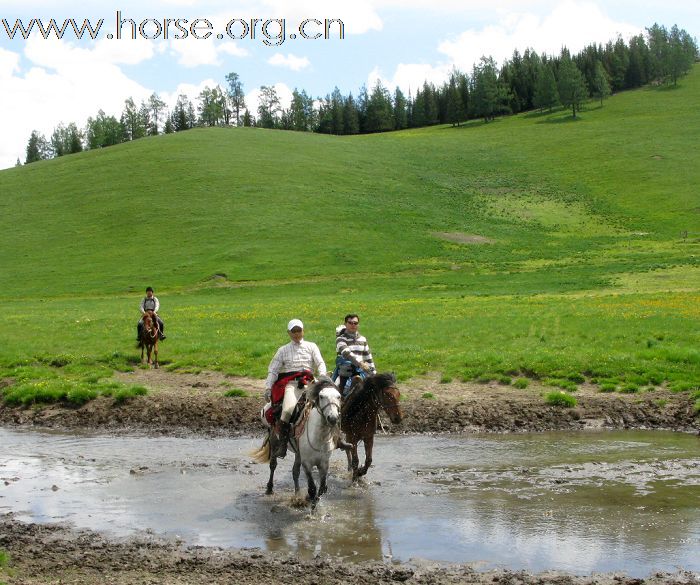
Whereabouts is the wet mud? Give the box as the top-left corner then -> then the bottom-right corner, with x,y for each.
0,369 -> 697,436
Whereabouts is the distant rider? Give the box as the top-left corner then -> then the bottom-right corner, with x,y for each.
334,313 -> 376,395
265,319 -> 327,458
137,286 -> 166,341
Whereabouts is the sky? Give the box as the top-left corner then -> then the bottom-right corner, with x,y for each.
0,0 -> 698,169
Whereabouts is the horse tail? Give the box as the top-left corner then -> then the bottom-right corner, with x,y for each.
250,434 -> 271,464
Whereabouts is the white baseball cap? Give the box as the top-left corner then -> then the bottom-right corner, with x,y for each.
287,319 -> 304,331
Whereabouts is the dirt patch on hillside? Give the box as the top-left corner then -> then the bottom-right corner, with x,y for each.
0,369 -> 697,436
1,515 -> 698,585
433,232 -> 495,245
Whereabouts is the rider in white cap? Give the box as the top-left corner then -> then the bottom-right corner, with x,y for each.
264,319 -> 327,457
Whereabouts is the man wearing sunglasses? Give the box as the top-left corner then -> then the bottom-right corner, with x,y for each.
334,313 -> 376,394
264,319 -> 327,458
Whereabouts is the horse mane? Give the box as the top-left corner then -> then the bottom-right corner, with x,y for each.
341,372 -> 396,420
307,375 -> 335,404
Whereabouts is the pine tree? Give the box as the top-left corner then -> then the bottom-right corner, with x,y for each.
225,72 -> 246,126
343,93 -> 360,135
257,85 -> 281,129
557,57 -> 589,118
393,87 -> 408,130
148,93 -> 166,135
445,74 -> 464,126
592,60 -> 611,106
534,63 -> 559,112
25,130 -> 49,163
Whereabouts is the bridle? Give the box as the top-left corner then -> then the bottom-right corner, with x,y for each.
304,385 -> 341,453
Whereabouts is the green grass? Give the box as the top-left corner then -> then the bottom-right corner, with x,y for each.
545,391 -> 578,408
422,392 -> 435,400
1,67 -> 700,394
0,549 -> 9,567
0,363 -> 147,406
619,383 -> 640,394
224,388 -> 248,398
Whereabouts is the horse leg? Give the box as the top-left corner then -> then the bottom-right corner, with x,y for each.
266,433 -> 277,495
304,463 -> 317,504
153,340 -> 159,369
318,459 -> 329,497
351,441 -> 361,482
358,435 -> 374,477
292,451 -> 302,495
140,343 -> 145,364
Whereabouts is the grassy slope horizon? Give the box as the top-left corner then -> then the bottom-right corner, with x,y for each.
1,66 -> 699,391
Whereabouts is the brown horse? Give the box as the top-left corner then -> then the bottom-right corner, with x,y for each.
137,310 -> 159,368
341,372 -> 402,481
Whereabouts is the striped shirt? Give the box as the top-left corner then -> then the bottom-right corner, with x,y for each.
265,340 -> 327,390
336,330 -> 376,373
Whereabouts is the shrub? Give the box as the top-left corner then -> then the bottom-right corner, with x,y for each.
566,373 -> 585,384
619,383 -> 639,394
599,383 -> 617,393
439,375 -> 452,384
498,375 -> 512,385
224,388 -> 248,398
477,375 -> 494,384
545,391 -> 577,408
513,378 -> 529,389
422,392 -> 435,399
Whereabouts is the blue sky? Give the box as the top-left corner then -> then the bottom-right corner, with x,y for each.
0,0 -> 698,169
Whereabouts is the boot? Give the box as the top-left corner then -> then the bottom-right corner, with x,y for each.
275,421 -> 291,458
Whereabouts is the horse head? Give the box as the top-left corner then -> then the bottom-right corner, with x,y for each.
309,376 -> 342,427
371,373 -> 403,424
142,311 -> 155,330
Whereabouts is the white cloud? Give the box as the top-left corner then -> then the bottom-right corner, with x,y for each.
166,38 -> 248,67
0,38 -> 154,168
438,0 -> 642,70
369,62 -> 452,94
0,47 -> 21,78
267,52 -> 310,71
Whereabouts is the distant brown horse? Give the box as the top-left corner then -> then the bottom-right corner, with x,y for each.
341,373 -> 402,481
137,310 -> 159,368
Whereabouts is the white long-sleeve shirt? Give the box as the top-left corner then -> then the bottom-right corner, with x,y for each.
265,339 -> 327,390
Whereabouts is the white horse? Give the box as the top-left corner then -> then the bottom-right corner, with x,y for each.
292,377 -> 343,506
252,376 -> 346,507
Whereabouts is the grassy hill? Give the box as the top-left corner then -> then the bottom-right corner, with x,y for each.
1,66 -> 699,395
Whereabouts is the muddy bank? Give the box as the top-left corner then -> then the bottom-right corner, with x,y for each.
1,515 -> 698,585
0,370 -> 697,435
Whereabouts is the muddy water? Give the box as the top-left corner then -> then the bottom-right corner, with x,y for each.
0,428 -> 698,576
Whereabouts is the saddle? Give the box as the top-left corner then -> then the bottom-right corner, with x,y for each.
264,370 -> 313,426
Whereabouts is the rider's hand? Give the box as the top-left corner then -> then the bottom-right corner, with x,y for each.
264,388 -> 271,401
360,362 -> 372,372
